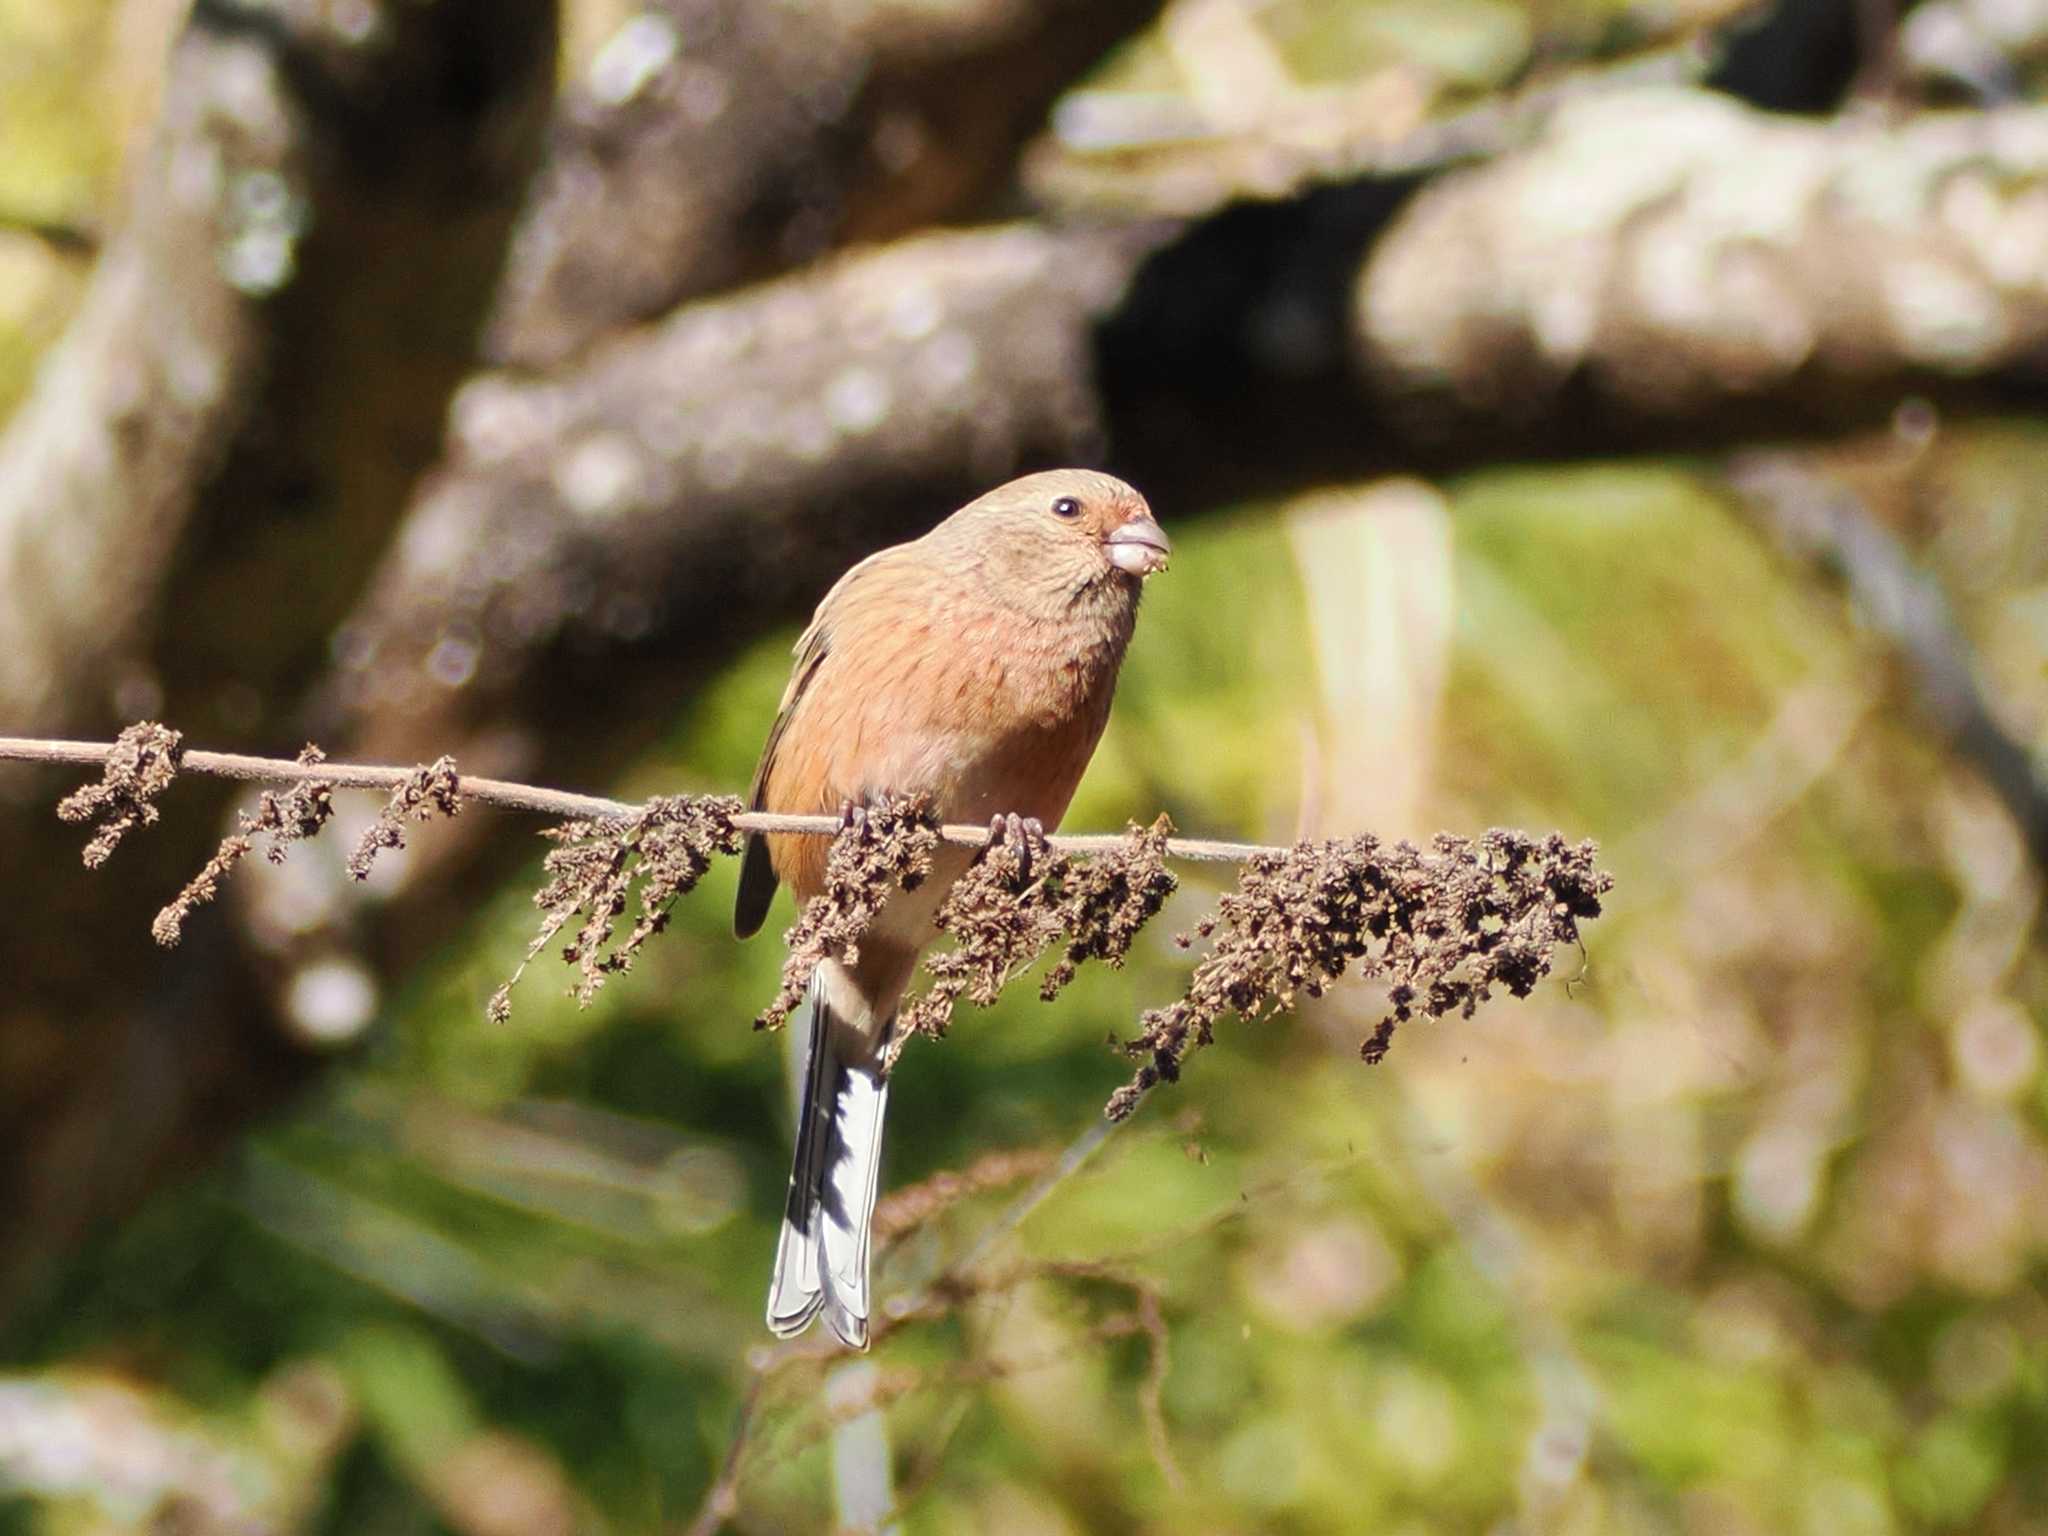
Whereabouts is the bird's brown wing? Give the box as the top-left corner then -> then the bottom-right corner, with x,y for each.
734,615 -> 832,938
735,542 -> 929,937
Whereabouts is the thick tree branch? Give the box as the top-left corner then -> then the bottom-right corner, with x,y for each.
1355,89 -> 2048,450
490,0 -> 1166,366
0,0 -> 558,1325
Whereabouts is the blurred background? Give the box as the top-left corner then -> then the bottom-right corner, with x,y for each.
3,0 -> 2048,1531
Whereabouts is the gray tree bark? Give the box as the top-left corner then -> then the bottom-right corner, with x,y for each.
0,0 -> 558,1323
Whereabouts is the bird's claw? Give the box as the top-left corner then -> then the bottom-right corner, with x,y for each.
839,803 -> 869,838
985,812 -> 1046,883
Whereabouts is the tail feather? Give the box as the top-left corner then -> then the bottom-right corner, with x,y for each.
767,970 -> 891,1349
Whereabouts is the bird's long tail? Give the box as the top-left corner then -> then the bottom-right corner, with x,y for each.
767,968 -> 891,1349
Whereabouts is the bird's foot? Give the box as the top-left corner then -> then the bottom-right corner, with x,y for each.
838,802 -> 869,838
984,811 -> 1047,883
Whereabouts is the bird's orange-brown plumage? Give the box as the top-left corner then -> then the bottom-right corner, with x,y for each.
737,467 -> 1168,1347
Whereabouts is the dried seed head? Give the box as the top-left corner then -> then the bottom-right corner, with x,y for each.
347,757 -> 461,880
1040,815 -> 1177,1000
1105,829 -> 1612,1119
757,796 -> 940,1033
887,817 -> 1181,1071
893,822 -> 1063,1059
154,746 -> 334,948
493,793 -> 745,1021
57,721 -> 184,868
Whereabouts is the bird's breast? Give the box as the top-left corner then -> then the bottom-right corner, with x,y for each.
764,584 -> 1133,909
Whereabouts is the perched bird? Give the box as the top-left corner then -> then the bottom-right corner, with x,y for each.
736,468 -> 1170,1348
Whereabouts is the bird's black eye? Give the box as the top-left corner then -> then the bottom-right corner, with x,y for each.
1052,496 -> 1082,519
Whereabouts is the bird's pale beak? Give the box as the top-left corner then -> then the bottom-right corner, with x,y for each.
1105,517 -> 1171,577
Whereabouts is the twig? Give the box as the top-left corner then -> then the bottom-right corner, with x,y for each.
680,1374 -> 766,1536
936,1090 -> 1147,1285
681,1082 -> 1158,1527
1727,454 -> 2048,877
0,733 -> 1273,863
1132,1285 -> 1185,1495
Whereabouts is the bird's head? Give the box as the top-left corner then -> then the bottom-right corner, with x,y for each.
948,468 -> 1170,595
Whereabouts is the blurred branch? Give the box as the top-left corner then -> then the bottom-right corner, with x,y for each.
0,0 -> 559,1326
492,0 -> 1168,366
1729,452 -> 2048,876
0,209 -> 98,255
1353,90 -> 2048,453
1028,25 -> 1716,219
681,1373 -> 766,1536
1901,0 -> 2048,101
683,1094 -> 1156,1534
931,1093 -> 1148,1282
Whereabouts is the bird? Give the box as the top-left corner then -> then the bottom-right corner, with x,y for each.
735,467 -> 1170,1349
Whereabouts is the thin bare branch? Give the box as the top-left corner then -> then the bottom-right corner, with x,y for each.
679,1373 -> 766,1536
0,732 -> 1274,863
1729,453 -> 2048,877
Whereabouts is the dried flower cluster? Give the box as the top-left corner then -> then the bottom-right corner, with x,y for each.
1105,829 -> 1613,1118
490,794 -> 745,1022
42,725 -> 1614,1113
347,757 -> 462,880
1038,815 -> 1178,999
55,721 -> 185,867
888,816 -> 1179,1068
755,798 -> 941,1033
153,748 -> 336,948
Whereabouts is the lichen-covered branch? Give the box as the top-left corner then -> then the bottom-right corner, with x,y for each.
331,93 -> 2048,793
1357,88 -> 2048,440
491,0 -> 1166,366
